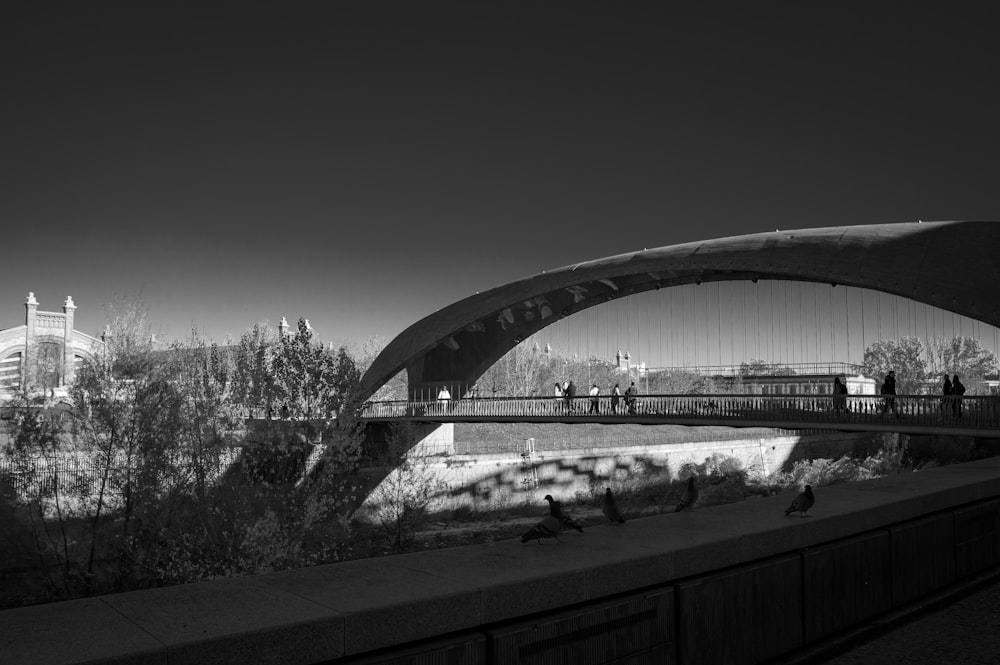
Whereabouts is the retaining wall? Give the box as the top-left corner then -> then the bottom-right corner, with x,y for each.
378,430 -> 877,512
3,457 -> 999,665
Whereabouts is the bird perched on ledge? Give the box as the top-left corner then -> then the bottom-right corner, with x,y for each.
674,476 -> 699,512
544,494 -> 584,532
602,487 -> 626,524
784,485 -> 815,518
521,515 -> 563,544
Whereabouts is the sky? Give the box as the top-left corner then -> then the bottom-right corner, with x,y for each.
4,4 -> 1000,360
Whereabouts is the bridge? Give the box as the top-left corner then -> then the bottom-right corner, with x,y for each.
5,222 -> 1000,665
360,221 -> 1000,439
362,393 -> 1000,438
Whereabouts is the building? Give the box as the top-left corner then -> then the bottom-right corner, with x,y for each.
744,372 -> 877,396
0,293 -> 105,395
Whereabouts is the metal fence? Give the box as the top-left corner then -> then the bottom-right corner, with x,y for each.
361,393 -> 1000,434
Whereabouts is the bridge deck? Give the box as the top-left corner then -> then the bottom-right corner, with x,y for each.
362,394 -> 1000,438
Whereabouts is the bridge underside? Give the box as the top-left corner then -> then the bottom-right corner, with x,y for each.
362,221 -> 1000,400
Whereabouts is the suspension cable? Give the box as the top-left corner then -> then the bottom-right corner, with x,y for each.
845,286 -> 851,363
876,291 -> 881,343
860,288 -> 866,358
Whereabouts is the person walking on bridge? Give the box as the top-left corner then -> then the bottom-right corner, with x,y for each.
833,377 -> 847,413
589,383 -> 600,414
952,374 -> 966,419
941,374 -> 953,417
565,380 -> 577,412
625,381 -> 637,415
611,383 -> 621,414
437,386 -> 451,414
881,371 -> 897,416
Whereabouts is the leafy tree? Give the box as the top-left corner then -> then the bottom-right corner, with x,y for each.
328,346 -> 362,415
862,337 -> 928,395
364,423 -> 442,551
232,323 -> 279,414
69,299 -> 186,585
1,389 -> 81,598
647,369 -> 704,394
478,339 -> 555,397
738,359 -> 793,376
926,336 -> 998,394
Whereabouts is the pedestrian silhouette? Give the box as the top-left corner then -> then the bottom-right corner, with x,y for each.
625,381 -> 637,414
881,371 -> 897,416
952,374 -> 966,419
565,380 -> 577,412
941,374 -> 952,416
833,377 -> 847,413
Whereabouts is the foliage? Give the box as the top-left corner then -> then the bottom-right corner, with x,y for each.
354,335 -> 407,401
925,336 -> 998,394
232,322 -> 279,412
738,359 -> 794,376
363,423 -> 444,551
1,391 -> 86,599
647,369 -> 704,394
2,299 -> 374,604
477,340 -> 554,397
862,336 -> 928,394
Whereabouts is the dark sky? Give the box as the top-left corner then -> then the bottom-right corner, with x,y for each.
3,4 -> 999,348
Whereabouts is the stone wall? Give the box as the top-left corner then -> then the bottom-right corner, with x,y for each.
373,429 -> 876,512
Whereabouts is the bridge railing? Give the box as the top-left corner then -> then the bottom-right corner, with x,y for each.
360,393 -> 1000,431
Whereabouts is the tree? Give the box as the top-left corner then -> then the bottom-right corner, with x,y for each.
862,337 -> 928,395
167,333 -> 245,499
363,423 -> 443,551
2,388 -> 81,598
478,339 -> 554,397
232,323 -> 279,414
327,346 -> 361,415
354,335 -> 407,402
926,336 -> 998,395
647,369 -> 705,394
738,359 -> 793,376
69,298 -> 186,585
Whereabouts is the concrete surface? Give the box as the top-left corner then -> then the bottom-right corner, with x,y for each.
2,456 -> 999,665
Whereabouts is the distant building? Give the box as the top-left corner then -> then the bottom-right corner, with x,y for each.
744,373 -> 877,396
0,293 -> 105,395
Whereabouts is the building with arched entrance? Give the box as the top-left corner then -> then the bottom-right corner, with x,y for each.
0,293 -> 105,396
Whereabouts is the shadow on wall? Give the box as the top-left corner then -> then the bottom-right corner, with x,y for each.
347,423 -> 881,516
449,455 -> 671,512
776,431 -> 885,474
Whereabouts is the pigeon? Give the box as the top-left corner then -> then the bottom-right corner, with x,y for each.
544,494 -> 584,532
674,476 -> 699,512
602,487 -> 626,524
784,485 -> 815,518
521,514 -> 563,544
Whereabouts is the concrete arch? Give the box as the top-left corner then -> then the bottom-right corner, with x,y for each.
361,221 -> 1000,400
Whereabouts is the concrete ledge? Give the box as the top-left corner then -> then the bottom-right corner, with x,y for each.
3,457 -> 1000,665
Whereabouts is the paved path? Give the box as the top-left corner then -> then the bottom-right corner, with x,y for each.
816,575 -> 1000,665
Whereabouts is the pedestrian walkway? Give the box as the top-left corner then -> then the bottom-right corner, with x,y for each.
811,573 -> 1000,665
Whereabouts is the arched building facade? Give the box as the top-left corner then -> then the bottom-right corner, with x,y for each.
0,293 -> 105,395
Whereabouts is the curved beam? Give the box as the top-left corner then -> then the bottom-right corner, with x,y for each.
362,221 -> 1000,399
